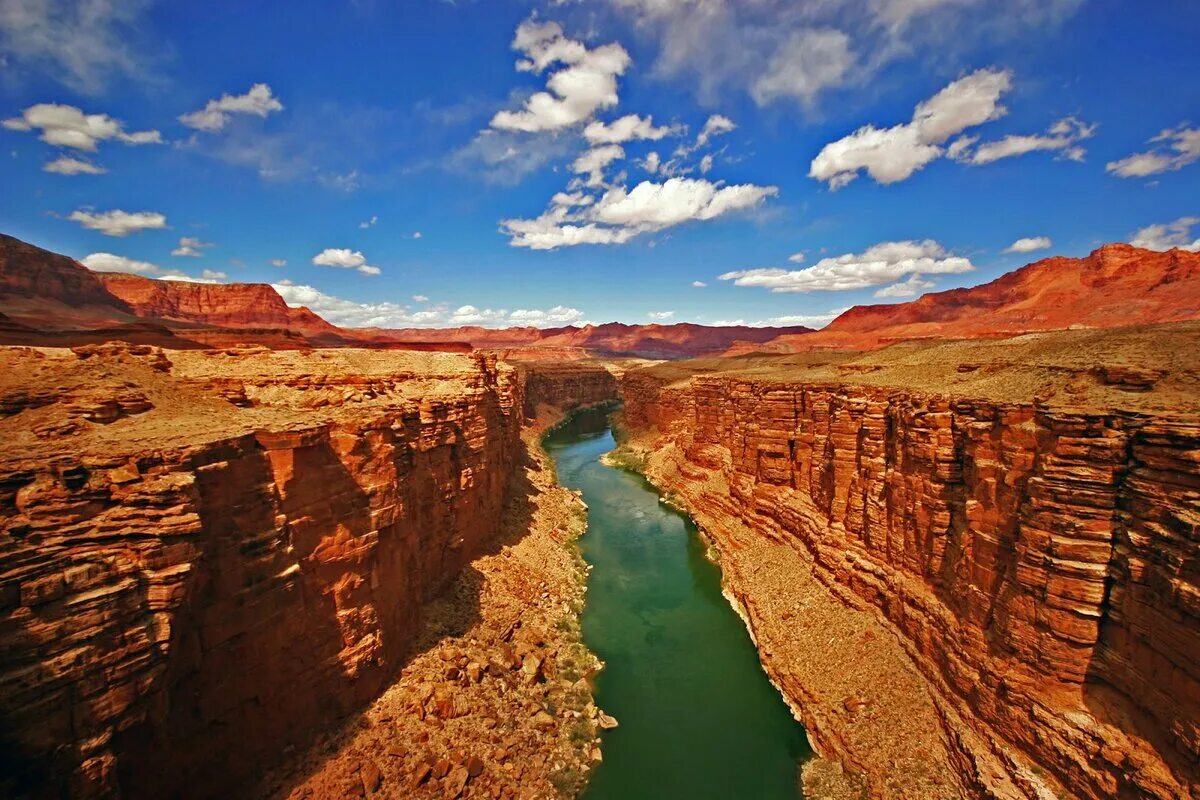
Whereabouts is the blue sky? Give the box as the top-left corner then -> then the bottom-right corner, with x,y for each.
1,0 -> 1198,329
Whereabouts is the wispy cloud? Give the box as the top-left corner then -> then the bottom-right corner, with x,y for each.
1107,125 -> 1200,178
0,0 -> 160,93
720,239 -> 972,292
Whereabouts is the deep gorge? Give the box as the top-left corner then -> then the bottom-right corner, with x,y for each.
1,349 -> 1197,800
0,354 -> 617,799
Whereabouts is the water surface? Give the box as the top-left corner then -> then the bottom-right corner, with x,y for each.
544,407 -> 810,800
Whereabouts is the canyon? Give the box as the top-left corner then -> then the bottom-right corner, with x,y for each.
1,232 -> 1198,800
615,324 -> 1200,799
0,343 -> 618,799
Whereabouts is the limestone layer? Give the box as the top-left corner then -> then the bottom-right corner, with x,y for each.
0,348 -> 541,799
619,370 -> 1198,800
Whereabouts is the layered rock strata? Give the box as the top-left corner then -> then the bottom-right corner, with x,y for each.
617,364 -> 1199,800
261,422 -> 604,800
521,362 -> 619,421
0,346 -> 579,799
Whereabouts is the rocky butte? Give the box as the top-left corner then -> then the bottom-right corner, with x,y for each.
0,234 -> 1198,800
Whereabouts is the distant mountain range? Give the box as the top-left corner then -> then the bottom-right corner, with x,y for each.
0,234 -> 809,357
3,233 -> 1198,359
726,243 -> 1200,354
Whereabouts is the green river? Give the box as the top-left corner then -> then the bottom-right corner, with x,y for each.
543,406 -> 811,800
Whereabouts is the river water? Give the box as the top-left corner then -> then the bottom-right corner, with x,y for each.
543,406 -> 810,800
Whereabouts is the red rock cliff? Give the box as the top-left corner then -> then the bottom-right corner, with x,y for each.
371,322 -> 813,359
0,233 -> 133,319
521,362 -> 619,420
97,272 -> 342,337
0,349 -> 528,799
618,368 -> 1199,799
745,244 -> 1200,353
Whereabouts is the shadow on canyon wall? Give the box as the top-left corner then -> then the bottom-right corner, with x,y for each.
249,438 -> 544,800
0,426 -> 537,800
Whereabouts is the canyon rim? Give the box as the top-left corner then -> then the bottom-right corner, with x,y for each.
2,3 -> 1200,799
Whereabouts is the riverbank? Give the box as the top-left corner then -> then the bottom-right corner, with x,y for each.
260,421 -> 605,800
606,431 -> 965,800
552,407 -> 810,799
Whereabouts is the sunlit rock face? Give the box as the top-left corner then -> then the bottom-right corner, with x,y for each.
97,272 -> 343,336
619,369 -> 1198,800
733,244 -> 1200,355
0,348 -> 530,798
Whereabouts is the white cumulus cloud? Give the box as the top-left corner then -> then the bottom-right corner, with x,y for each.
43,155 -> 106,175
874,273 -> 935,298
171,236 -> 213,257
502,177 -> 777,250
312,247 -> 382,276
952,116 -> 1095,165
79,252 -> 218,282
584,114 -> 681,144
1129,217 -> 1200,252
490,19 -> 630,134
647,310 -> 675,320
691,280 -> 707,287
1107,126 -> 1200,178
572,144 -> 626,187
809,68 -> 1012,188
709,309 -> 849,329
1004,236 -> 1052,253
179,83 -> 283,132
720,239 -> 973,293
68,209 -> 167,237
3,103 -> 161,151
695,114 -> 736,149
271,282 -> 585,329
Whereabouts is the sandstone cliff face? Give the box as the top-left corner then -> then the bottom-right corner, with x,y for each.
618,371 -> 1198,800
371,322 -> 813,359
97,272 -> 341,338
0,349 -> 531,799
0,234 -> 125,310
521,362 -> 619,420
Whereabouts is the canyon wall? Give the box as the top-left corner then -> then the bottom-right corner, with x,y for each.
0,350 -> 563,799
97,273 -> 343,337
521,362 -> 619,421
618,370 -> 1199,800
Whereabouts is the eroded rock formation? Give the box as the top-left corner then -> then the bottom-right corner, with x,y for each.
97,272 -> 343,338
0,346 -> 606,799
521,362 -> 619,420
617,334 -> 1199,799
734,243 -> 1200,354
